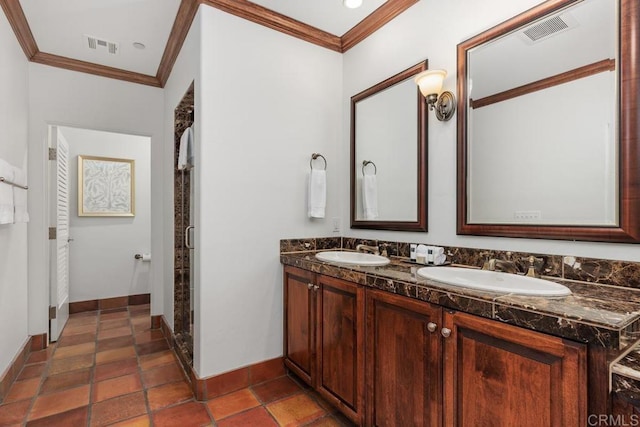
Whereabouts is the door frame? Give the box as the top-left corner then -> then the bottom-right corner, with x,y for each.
31,121 -> 159,343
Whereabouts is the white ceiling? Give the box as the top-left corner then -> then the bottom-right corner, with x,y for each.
18,0 -> 387,76
20,0 -> 181,76
250,0 -> 387,36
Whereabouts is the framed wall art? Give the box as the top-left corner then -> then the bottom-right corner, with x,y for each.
78,155 -> 135,217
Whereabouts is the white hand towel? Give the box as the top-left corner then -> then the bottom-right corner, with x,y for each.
362,174 -> 378,220
308,169 -> 326,218
177,126 -> 193,170
0,159 -> 15,224
427,246 -> 446,265
12,167 -> 29,223
428,246 -> 445,257
434,253 -> 447,265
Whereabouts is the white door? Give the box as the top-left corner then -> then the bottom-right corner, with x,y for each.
49,126 -> 70,341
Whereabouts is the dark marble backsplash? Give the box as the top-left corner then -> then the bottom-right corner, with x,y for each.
280,236 -> 640,290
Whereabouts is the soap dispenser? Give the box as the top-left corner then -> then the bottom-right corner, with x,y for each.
410,244 -> 417,262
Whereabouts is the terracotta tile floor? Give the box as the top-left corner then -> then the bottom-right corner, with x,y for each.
0,305 -> 354,426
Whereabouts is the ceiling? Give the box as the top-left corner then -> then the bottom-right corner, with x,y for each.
2,0 -> 414,88
250,0 -> 387,36
20,0 -> 182,77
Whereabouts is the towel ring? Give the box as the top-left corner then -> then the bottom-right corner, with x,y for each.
362,160 -> 377,176
310,153 -> 327,171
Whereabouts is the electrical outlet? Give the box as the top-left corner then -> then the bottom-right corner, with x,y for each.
514,210 -> 542,221
332,217 -> 341,233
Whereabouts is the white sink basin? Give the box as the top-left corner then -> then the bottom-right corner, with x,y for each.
417,266 -> 571,297
315,251 -> 390,266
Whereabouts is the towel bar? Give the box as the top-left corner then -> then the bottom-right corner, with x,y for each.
362,160 -> 377,176
310,153 -> 327,171
0,176 -> 28,190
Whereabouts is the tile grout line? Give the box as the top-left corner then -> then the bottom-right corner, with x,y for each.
207,375 -> 346,426
134,305 -> 155,426
23,311 -> 96,425
6,308 -> 350,427
85,309 -> 100,427
18,339 -> 55,426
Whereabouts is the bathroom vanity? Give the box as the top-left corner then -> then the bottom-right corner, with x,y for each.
281,241 -> 640,426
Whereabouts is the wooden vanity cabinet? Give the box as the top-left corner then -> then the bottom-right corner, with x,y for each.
443,311 -> 587,427
284,267 -> 587,426
316,274 -> 365,423
283,266 -> 365,424
283,266 -> 316,385
366,289 -> 443,427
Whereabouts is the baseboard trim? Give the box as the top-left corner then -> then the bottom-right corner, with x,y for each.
0,333 -> 47,404
69,293 -> 151,314
157,315 -> 285,401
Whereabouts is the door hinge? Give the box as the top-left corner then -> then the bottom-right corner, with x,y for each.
49,148 -> 57,161
49,227 -> 57,240
49,305 -> 57,320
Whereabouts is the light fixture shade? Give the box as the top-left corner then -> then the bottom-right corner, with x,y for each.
343,0 -> 363,8
414,69 -> 447,97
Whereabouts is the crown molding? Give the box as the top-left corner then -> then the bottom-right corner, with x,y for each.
341,0 -> 418,52
31,52 -> 162,87
0,0 -> 161,87
157,0 -> 200,87
201,0 -> 342,52
1,0 -> 416,87
0,0 -> 37,58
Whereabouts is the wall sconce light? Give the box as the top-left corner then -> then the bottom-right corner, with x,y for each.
343,0 -> 363,8
414,69 -> 456,121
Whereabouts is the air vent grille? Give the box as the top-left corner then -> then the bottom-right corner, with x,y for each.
84,35 -> 119,55
520,13 -> 578,44
523,16 -> 569,41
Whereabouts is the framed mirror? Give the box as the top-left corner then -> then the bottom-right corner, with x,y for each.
350,61 -> 428,231
457,0 -> 640,242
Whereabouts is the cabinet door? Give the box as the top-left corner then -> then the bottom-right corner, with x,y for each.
443,311 -> 586,427
316,275 -> 365,424
366,289 -> 443,427
283,266 -> 316,385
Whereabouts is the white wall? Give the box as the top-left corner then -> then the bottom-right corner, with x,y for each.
28,65 -> 164,338
195,7 -> 342,377
0,9 -> 30,376
341,0 -> 640,263
60,126 -> 151,302
162,8 -> 201,342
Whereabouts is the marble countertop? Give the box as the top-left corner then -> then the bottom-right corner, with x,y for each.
281,251 -> 640,350
612,345 -> 640,404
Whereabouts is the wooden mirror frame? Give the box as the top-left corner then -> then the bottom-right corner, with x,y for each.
350,61 -> 428,231
456,0 -> 640,243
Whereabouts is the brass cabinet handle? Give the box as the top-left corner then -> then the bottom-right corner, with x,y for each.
441,327 -> 452,338
308,283 -> 313,290
313,285 -> 320,291
427,322 -> 437,333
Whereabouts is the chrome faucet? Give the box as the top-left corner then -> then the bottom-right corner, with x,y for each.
356,244 -> 380,255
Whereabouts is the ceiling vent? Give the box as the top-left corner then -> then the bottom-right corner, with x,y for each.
84,35 -> 119,55
519,13 -> 578,44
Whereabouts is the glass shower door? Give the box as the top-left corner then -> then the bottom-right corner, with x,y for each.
174,83 -> 194,365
